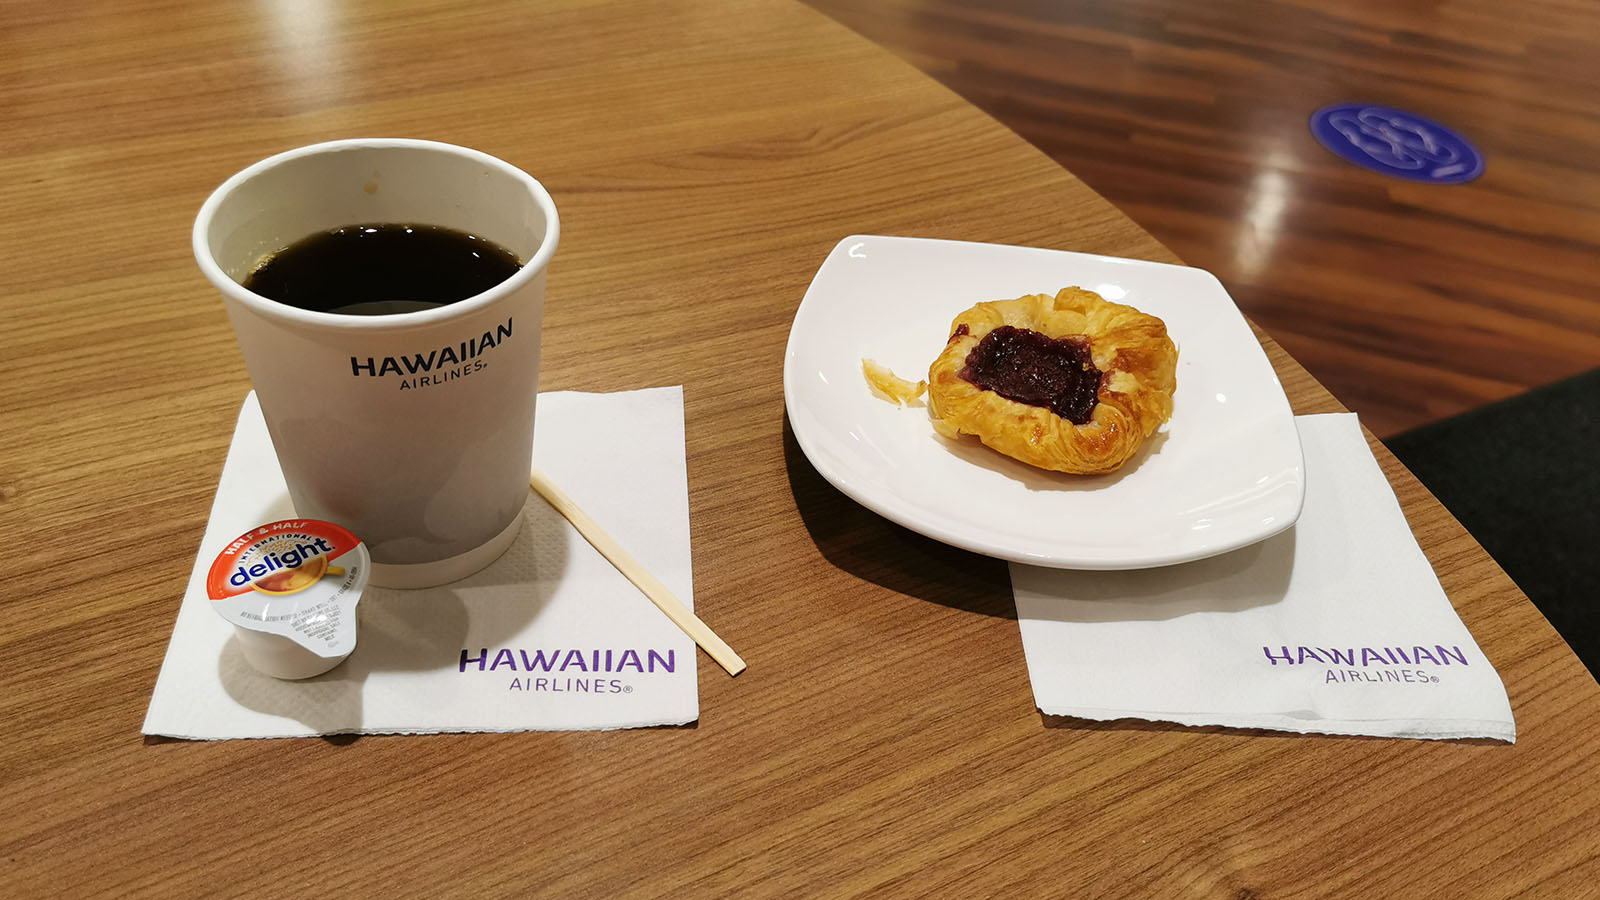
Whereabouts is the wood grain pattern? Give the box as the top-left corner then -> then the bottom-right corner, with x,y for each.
1,0 -> 1597,896
807,0 -> 1600,437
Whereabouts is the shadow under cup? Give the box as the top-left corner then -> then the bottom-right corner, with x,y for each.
193,139 -> 560,589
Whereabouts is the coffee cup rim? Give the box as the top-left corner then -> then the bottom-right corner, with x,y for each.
192,137 -> 560,331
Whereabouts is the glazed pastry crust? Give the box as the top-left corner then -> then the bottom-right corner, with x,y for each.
927,288 -> 1177,474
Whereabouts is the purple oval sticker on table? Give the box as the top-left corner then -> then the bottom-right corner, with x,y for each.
1310,104 -> 1484,184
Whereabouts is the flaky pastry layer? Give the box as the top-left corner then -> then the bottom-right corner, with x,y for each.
927,287 -> 1177,474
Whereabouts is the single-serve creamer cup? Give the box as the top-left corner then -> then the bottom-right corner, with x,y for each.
208,519 -> 370,680
193,138 -> 559,588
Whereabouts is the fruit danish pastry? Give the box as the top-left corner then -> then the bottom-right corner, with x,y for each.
925,287 -> 1176,474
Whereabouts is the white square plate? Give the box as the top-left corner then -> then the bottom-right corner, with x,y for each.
783,235 -> 1305,569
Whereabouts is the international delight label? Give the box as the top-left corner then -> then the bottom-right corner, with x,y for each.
206,519 -> 369,658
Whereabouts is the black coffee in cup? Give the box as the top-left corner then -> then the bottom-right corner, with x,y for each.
243,223 -> 522,315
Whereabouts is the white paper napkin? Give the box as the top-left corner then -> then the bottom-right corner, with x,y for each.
1013,413 -> 1515,742
143,387 -> 699,740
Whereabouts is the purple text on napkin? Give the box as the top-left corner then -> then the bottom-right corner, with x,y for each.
459,647 -> 678,694
1264,644 -> 1473,685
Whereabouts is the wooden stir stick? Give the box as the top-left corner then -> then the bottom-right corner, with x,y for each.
529,469 -> 747,677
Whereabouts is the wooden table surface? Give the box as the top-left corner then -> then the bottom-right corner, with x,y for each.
3,0 -> 1596,896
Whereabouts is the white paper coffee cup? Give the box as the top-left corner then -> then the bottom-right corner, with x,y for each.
193,139 -> 559,588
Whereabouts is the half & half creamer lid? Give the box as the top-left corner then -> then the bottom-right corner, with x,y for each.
206,518 -> 370,680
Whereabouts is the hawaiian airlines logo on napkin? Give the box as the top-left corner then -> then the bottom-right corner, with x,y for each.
460,646 -> 680,695
1261,642 -> 1477,684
